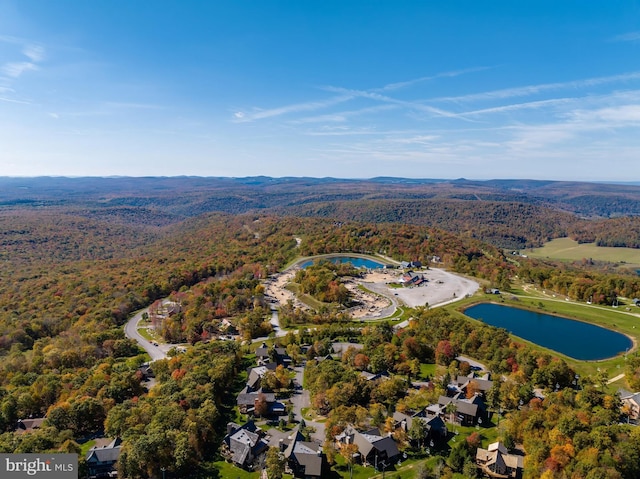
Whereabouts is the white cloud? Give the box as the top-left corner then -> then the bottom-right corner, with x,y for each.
233,95 -> 353,122
566,104 -> 640,124
0,96 -> 30,104
612,31 -> 640,42
2,61 -> 38,78
459,98 -> 575,116
293,104 -> 396,124
377,66 -> 491,92
435,72 -> 640,103
23,44 -> 44,62
324,86 -> 464,119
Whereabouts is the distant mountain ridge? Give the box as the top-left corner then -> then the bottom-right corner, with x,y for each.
1,175 -> 638,216
1,176 -> 639,250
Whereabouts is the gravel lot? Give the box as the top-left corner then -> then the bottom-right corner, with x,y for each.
363,268 -> 480,308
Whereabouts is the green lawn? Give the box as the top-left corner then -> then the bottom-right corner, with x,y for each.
285,283 -> 328,310
211,461 -> 260,479
137,327 -> 161,342
419,363 -> 437,380
525,237 -> 640,269
79,439 -> 95,457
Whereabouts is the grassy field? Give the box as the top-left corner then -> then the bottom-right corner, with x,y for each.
525,237 -> 640,269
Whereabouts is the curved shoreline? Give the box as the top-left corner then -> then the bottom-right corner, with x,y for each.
460,298 -> 637,361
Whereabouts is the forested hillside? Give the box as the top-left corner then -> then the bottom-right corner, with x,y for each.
2,176 -> 640,250
1,177 -> 640,478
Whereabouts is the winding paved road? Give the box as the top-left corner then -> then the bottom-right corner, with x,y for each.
124,307 -> 168,361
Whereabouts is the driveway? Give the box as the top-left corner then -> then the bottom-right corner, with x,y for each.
289,365 -> 326,443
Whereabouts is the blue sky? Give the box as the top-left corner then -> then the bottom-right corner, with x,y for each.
1,1 -> 639,180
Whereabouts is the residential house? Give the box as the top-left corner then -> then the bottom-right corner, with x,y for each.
449,374 -> 493,398
438,393 -> 487,426
400,261 -> 422,269
137,363 -> 154,380
86,437 -> 122,479
245,364 -> 276,392
282,427 -> 326,479
255,343 -> 291,366
619,388 -> 640,422
15,417 -> 45,434
476,442 -> 524,478
237,390 -> 285,416
393,411 -> 447,440
360,371 -> 389,382
335,425 -> 400,468
221,421 -> 269,471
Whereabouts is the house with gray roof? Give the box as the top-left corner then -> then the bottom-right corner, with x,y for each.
393,411 -> 447,440
86,437 -> 122,479
619,388 -> 640,422
335,425 -> 399,469
255,343 -> 291,366
476,441 -> 523,478
438,392 -> 486,426
15,417 -> 45,434
282,426 -> 326,479
449,373 -> 493,398
221,421 -> 269,470
236,389 -> 280,415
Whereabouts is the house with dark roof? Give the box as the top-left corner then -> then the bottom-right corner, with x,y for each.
221,421 -> 269,470
255,343 -> 291,366
438,393 -> 487,426
281,427 -> 326,479
15,417 -> 45,434
86,437 -> 122,479
476,442 -> 524,478
335,425 -> 399,468
393,411 -> 447,440
237,390 -> 284,416
400,271 -> 427,287
400,261 -> 423,269
137,363 -> 154,380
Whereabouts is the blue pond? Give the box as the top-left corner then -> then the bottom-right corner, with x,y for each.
464,303 -> 632,360
300,256 -> 386,269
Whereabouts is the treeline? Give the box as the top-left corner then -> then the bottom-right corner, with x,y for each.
519,262 -> 640,305
302,307 -> 580,431
0,340 -> 241,478
292,261 -> 355,305
108,341 -> 241,478
505,389 -> 640,478
569,216 -> 640,248
281,199 -> 640,250
0,214 -> 508,432
283,199 -> 574,249
158,267 -> 272,343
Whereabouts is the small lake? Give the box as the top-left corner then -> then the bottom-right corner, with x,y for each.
300,256 -> 386,269
464,303 -> 632,360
